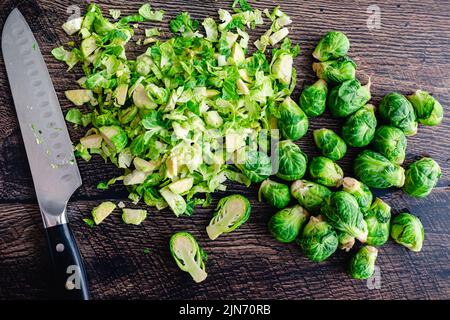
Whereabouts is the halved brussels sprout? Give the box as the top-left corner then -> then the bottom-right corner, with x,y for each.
299,79 -> 328,117
365,198 -> 391,246
278,97 -> 309,141
308,156 -> 344,187
354,150 -> 405,189
312,31 -> 350,62
312,56 -> 356,84
342,104 -> 377,147
341,177 -> 373,213
327,79 -> 371,118
321,191 -> 368,242
169,232 -> 208,283
390,212 -> 424,252
258,179 -> 291,209
379,92 -> 418,136
236,149 -> 272,183
349,246 -> 378,280
403,158 -> 441,198
298,215 -> 338,262
268,205 -> 310,243
291,180 -> 332,212
313,128 -> 347,161
99,125 -> 128,153
407,90 -> 443,126
276,140 -> 308,181
371,125 -> 407,165
206,195 -> 251,240
337,232 -> 355,252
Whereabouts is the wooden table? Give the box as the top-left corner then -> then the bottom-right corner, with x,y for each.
0,0 -> 449,300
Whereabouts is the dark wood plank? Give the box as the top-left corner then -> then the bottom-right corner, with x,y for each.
0,0 -> 449,299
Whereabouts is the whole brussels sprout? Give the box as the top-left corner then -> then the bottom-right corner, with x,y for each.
390,212 -> 424,252
313,128 -> 347,161
321,191 -> 368,242
312,56 -> 356,84
258,179 -> 291,209
308,156 -> 344,187
354,150 -> 405,189
206,195 -> 251,240
290,180 -> 332,212
312,31 -> 350,62
349,246 -> 378,280
341,177 -> 373,213
403,158 -> 441,198
299,79 -> 328,117
327,79 -> 371,118
338,232 -> 355,252
298,215 -> 338,262
371,125 -> 407,165
407,90 -> 443,126
379,92 -> 418,136
170,232 -> 208,283
342,104 -> 377,147
365,198 -> 391,246
268,205 -> 310,243
276,140 -> 308,181
278,97 -> 309,141
236,149 -> 272,183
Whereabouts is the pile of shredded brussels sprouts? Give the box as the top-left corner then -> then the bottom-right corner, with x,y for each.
54,0 -> 443,283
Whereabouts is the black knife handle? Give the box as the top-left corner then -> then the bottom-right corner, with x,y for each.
44,223 -> 90,300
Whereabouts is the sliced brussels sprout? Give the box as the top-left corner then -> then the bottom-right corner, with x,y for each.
337,232 -> 355,252
133,157 -> 159,173
123,170 -> 147,186
268,205 -> 310,243
349,246 -> 378,280
122,208 -> 147,225
206,195 -> 251,240
271,51 -> 293,85
167,177 -> 194,195
327,79 -> 371,118
278,97 -> 309,141
99,125 -> 128,152
119,106 -> 138,124
379,92 -> 418,136
205,111 -> 223,128
308,156 -> 344,187
258,179 -> 291,209
65,89 -> 93,106
133,83 -> 157,109
403,158 -> 441,198
365,198 -> 391,246
342,104 -> 377,147
313,128 -> 347,161
80,134 -> 102,149
276,140 -> 308,181
81,36 -> 97,58
236,149 -> 272,183
407,90 -> 443,126
114,84 -> 128,106
299,79 -> 328,117
354,150 -> 405,189
341,177 -> 373,213
321,191 -> 368,242
312,31 -> 350,62
390,212 -> 424,252
298,215 -> 338,262
160,187 -> 187,216
92,201 -> 116,225
170,232 -> 207,283
62,17 -> 83,35
371,125 -> 407,165
290,180 -> 332,212
312,56 -> 356,84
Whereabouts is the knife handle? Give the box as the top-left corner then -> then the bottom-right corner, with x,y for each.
44,224 -> 90,300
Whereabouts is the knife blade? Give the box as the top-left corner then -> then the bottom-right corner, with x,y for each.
2,8 -> 90,300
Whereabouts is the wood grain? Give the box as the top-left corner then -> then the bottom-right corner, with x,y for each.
0,0 -> 449,299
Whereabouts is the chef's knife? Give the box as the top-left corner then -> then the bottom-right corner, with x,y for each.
2,9 -> 90,300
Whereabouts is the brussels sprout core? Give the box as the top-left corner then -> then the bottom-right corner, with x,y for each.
349,246 -> 378,280
170,232 -> 208,283
338,232 -> 355,252
258,179 -> 291,209
268,205 -> 310,243
207,195 -> 251,240
390,213 -> 424,252
403,158 -> 441,198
